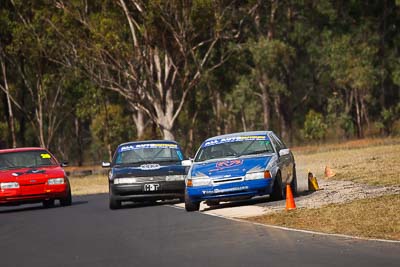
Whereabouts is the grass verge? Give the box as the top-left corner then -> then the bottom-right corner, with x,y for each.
249,139 -> 400,240
69,174 -> 108,196
294,142 -> 400,186
245,194 -> 400,241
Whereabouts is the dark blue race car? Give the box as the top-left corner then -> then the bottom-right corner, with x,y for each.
103,140 -> 188,209
183,131 -> 297,212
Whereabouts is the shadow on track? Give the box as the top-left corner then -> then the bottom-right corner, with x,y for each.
118,199 -> 181,210
0,200 -> 88,214
202,190 -> 315,212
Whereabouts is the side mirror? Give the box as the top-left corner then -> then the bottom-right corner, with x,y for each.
279,148 -> 290,157
102,162 -> 111,168
61,161 -> 68,167
181,159 -> 192,167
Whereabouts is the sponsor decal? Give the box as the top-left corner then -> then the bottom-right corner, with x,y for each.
203,135 -> 268,147
215,159 -> 243,170
140,164 -> 161,170
120,143 -> 178,152
202,186 -> 249,195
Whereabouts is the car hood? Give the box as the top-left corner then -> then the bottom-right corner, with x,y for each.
191,156 -> 272,179
112,163 -> 187,178
0,166 -> 66,184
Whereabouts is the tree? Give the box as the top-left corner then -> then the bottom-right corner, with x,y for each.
55,0 -> 236,140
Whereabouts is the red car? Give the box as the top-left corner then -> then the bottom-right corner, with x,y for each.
0,147 -> 72,208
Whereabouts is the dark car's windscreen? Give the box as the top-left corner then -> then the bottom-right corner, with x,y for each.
114,143 -> 184,165
195,135 -> 274,162
0,150 -> 58,170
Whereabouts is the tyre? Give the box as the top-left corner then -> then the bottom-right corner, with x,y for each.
60,186 -> 72,206
43,199 -> 55,208
109,195 -> 121,210
290,166 -> 298,197
184,190 -> 200,212
205,200 -> 220,207
270,172 -> 284,201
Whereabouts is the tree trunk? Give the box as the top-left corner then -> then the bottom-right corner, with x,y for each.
75,117 -> 83,166
267,0 -> 278,40
213,90 -> 222,135
132,109 -> 146,139
162,128 -> 175,140
1,60 -> 17,148
354,89 -> 364,138
186,111 -> 197,157
36,81 -> 46,148
241,109 -> 247,132
259,81 -> 270,129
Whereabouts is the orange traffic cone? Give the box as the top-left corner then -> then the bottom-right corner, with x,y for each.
324,165 -> 336,178
285,184 -> 296,210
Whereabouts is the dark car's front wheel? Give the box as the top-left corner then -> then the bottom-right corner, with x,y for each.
184,190 -> 200,212
109,192 -> 121,210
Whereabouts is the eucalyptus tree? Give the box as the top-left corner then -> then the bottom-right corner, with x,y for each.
55,0 -> 238,140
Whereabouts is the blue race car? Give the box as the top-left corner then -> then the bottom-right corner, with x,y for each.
183,131 -> 297,211
103,140 -> 188,209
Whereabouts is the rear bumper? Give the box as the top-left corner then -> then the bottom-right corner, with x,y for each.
110,181 -> 185,201
187,178 -> 273,202
0,185 -> 68,206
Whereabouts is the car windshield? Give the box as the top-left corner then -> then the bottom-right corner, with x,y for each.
195,136 -> 274,162
114,143 -> 184,165
0,150 -> 58,170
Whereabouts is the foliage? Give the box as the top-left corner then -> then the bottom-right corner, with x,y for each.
0,0 -> 399,164
90,104 -> 132,160
375,104 -> 400,136
302,110 -> 328,141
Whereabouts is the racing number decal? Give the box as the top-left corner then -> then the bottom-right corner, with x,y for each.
144,184 -> 160,191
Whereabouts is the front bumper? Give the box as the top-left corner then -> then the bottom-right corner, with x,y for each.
110,181 -> 185,201
0,184 -> 68,205
186,178 -> 273,202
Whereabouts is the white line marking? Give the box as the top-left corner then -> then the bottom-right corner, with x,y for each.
167,204 -> 400,244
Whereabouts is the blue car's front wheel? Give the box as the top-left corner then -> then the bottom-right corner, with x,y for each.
185,189 -> 200,212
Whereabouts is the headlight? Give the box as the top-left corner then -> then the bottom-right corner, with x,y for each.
114,178 -> 137,184
187,176 -> 211,187
0,182 -> 20,189
166,175 -> 185,181
47,178 -> 65,185
245,171 -> 271,180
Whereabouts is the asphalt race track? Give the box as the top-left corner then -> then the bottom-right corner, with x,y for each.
1,194 -> 399,267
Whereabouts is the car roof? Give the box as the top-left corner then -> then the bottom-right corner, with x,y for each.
118,140 -> 179,147
0,147 -> 48,154
204,131 -> 273,142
